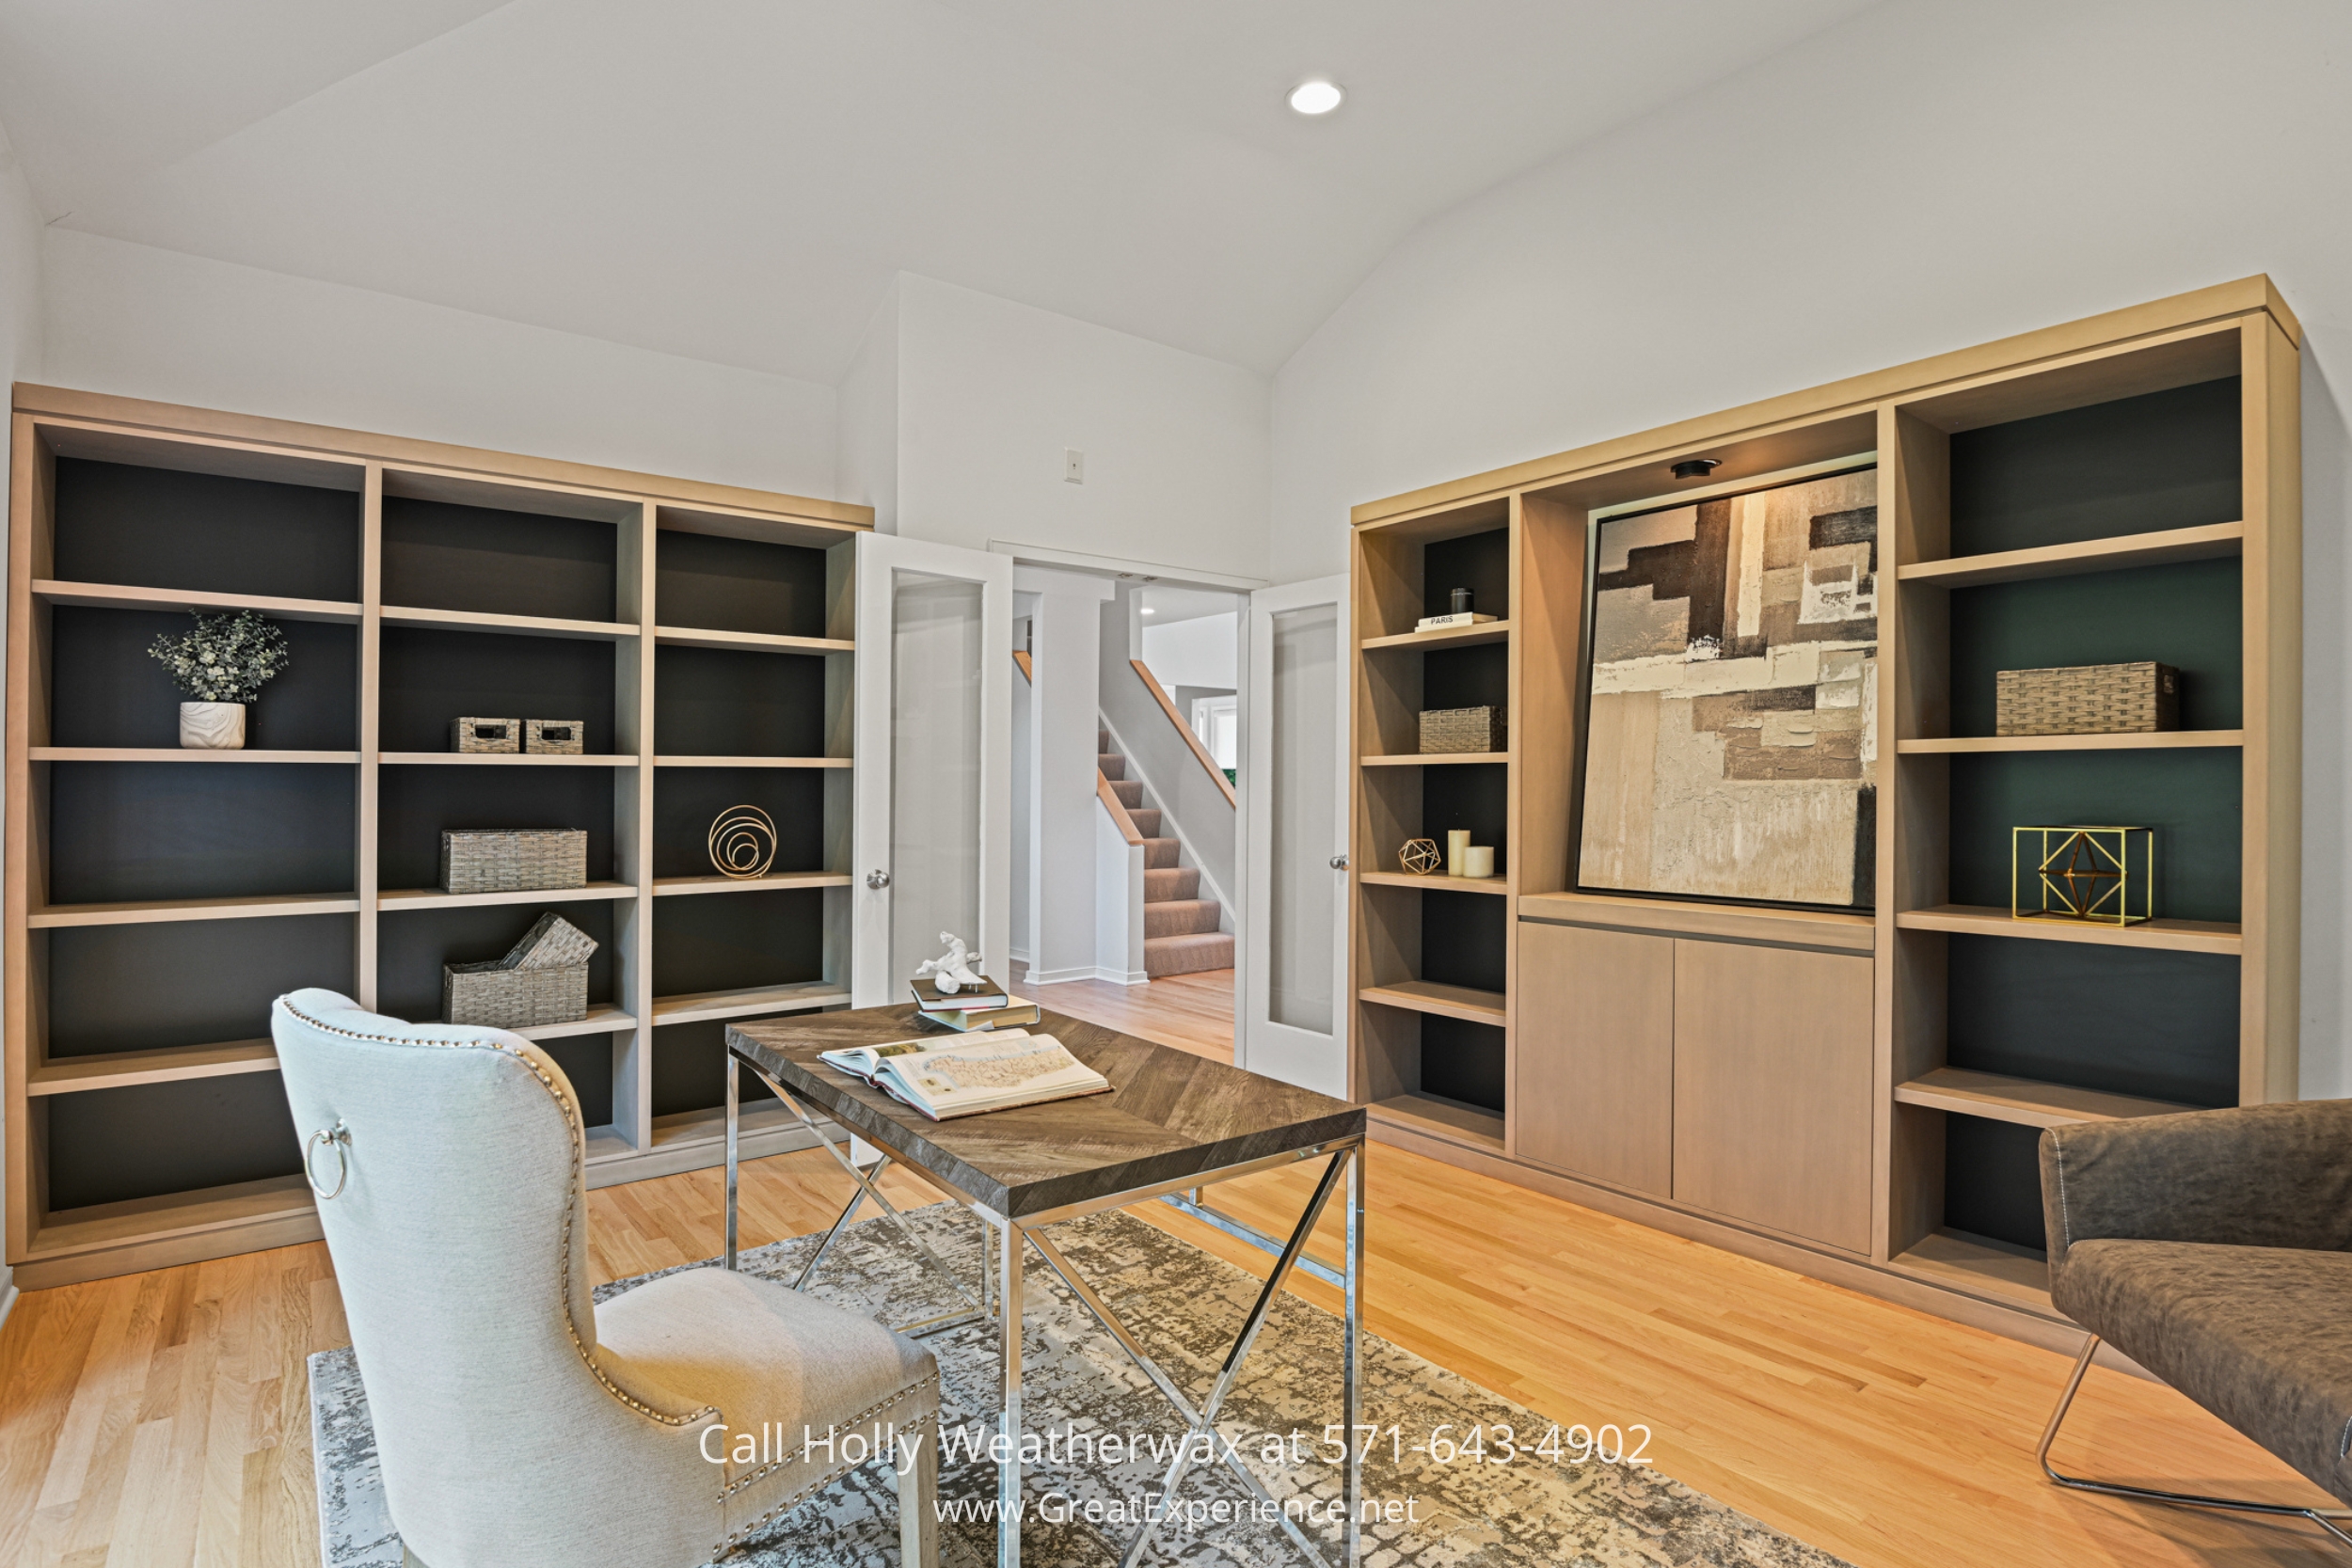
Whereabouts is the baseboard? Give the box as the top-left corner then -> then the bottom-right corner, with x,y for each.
1031,965 -> 1149,986
1365,1115 -> 2154,1379
583,1119 -> 820,1189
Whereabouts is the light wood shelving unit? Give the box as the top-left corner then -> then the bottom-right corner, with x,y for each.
1346,277 -> 2300,1342
6,384 -> 873,1287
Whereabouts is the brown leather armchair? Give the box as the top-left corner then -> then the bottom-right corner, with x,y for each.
2039,1100 -> 2352,1550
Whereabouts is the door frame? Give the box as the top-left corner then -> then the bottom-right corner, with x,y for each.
1236,573 -> 1350,1097
850,532 -> 1016,1006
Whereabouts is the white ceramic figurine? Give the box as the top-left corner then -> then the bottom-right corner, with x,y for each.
913,932 -> 987,994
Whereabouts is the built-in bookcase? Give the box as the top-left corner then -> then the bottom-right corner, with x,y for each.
6,387 -> 871,1287
1347,277 -> 2300,1343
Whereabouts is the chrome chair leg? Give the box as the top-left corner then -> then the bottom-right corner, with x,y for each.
2040,1334 -> 2352,1549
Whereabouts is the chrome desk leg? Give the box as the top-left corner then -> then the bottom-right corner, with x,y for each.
2041,1335 -> 2352,1547
1025,1227 -> 1327,1568
723,1054 -> 739,1271
999,1216 -> 1025,1568
1344,1145 -> 1364,1566
1120,1148 -> 1351,1568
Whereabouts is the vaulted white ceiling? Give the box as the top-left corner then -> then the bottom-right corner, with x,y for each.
0,0 -> 1877,381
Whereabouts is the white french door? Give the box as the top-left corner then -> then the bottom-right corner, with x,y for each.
850,533 -> 1015,1006
1237,574 -> 1350,1097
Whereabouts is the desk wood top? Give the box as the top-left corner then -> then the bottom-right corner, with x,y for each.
726,1006 -> 1365,1220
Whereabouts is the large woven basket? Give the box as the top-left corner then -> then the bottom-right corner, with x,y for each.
441,829 -> 587,895
1996,662 -> 2180,736
443,964 -> 588,1030
1420,705 -> 1505,754
443,911 -> 597,1029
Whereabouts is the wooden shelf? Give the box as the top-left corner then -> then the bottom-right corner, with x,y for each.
1897,730 -> 2242,753
1889,1229 -> 2053,1314
1357,980 -> 1507,1025
29,1037 -> 278,1096
1520,889 -> 1876,953
30,747 -> 360,764
1358,871 -> 1509,895
650,981 -> 850,1026
1894,904 -> 2241,955
1894,1067 -> 2198,1129
502,1006 -> 636,1041
377,752 -> 637,767
649,1100 -> 801,1151
28,1174 -> 317,1266
1369,1093 -> 1506,1152
1896,521 -> 2244,587
1359,620 -> 1511,651
9,388 -> 872,1288
651,873 -> 854,896
653,625 -> 853,655
378,881 -> 638,911
582,1125 -> 636,1164
31,578 -> 361,624
1360,752 -> 1508,767
379,604 -> 640,641
29,892 -> 362,928
652,755 -> 852,768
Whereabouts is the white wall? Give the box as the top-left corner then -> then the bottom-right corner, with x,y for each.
0,129 -> 36,1319
1141,611 -> 1238,691
1268,0 -> 2352,1099
41,230 -> 838,497
892,274 -> 1271,580
835,277 -> 901,531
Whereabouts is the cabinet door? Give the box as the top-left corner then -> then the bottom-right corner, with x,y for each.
1515,921 -> 1674,1196
1672,939 -> 1872,1253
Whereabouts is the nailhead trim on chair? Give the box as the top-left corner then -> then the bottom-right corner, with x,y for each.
282,999 -> 718,1431
715,1401 -> 940,1556
718,1374 -> 941,1499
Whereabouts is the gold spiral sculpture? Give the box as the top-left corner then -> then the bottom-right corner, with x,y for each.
707,804 -> 779,879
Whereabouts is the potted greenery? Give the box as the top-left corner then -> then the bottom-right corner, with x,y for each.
148,610 -> 292,750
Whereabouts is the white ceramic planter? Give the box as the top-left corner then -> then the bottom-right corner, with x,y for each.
180,702 -> 246,750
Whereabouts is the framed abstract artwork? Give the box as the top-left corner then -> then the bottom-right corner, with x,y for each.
1576,466 -> 1879,909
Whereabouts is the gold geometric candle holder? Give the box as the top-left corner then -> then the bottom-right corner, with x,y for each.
2011,825 -> 2152,926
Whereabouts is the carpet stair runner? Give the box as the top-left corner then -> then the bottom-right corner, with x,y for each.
1100,727 -> 1232,977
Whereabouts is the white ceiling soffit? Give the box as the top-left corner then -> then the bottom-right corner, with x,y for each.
1,0 -> 1877,382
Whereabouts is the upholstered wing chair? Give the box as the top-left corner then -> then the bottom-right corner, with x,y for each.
273,989 -> 940,1568
2038,1100 -> 2352,1549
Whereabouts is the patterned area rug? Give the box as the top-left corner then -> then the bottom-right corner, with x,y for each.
310,1202 -> 1851,1567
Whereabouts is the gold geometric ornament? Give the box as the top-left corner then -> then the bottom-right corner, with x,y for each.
2011,825 -> 2152,927
708,805 -> 780,879
1398,838 -> 1443,876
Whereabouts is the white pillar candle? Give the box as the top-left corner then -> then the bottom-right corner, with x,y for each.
1463,846 -> 1495,879
1446,829 -> 1471,878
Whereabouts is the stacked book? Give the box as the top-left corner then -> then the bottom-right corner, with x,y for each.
910,974 -> 1041,1032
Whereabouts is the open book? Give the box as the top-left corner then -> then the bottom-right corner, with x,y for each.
816,1029 -> 1110,1121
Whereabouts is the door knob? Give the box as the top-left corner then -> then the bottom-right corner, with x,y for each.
1329,854 -> 1348,870
866,869 -> 891,890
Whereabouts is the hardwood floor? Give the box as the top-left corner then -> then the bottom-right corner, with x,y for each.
1011,959 -> 1236,1062
0,967 -> 2338,1567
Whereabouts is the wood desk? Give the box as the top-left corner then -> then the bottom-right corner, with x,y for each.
723,1006 -> 1367,1568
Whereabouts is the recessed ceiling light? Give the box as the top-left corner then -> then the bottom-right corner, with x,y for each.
1141,607 -> 1156,615
1288,79 -> 1343,116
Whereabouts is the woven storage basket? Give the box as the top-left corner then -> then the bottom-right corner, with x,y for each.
443,911 -> 597,1029
1996,662 -> 2180,736
453,717 -> 521,753
1420,705 -> 1505,754
525,718 -> 584,754
441,829 -> 587,895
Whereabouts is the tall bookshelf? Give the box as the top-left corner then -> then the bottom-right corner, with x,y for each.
6,386 -> 870,1288
1345,277 -> 2300,1340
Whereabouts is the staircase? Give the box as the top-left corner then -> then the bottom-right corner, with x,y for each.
1100,726 -> 1232,977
